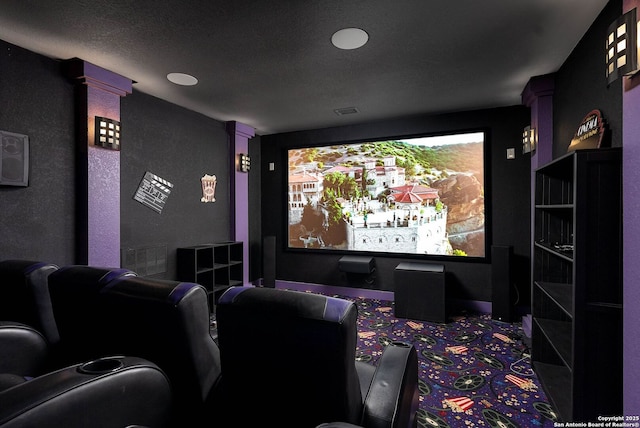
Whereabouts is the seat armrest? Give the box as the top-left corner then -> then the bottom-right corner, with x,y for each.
316,424 -> 364,428
361,342 -> 419,428
0,322 -> 48,376
0,356 -> 172,428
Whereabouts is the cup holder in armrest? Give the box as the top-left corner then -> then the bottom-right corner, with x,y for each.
78,357 -> 125,374
390,341 -> 411,348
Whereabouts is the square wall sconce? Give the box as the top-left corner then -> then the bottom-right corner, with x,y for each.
238,153 -> 250,172
522,126 -> 536,154
606,8 -> 639,84
95,116 -> 121,150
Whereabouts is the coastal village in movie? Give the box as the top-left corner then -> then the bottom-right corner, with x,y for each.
287,137 -> 486,257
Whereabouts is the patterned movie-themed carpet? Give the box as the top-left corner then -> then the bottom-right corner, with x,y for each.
342,295 -> 558,428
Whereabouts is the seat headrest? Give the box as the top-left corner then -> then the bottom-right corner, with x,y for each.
50,265 -> 135,287
0,260 -> 59,296
0,260 -> 60,343
0,260 -> 59,277
218,286 -> 354,323
102,276 -> 203,306
48,266 -> 136,310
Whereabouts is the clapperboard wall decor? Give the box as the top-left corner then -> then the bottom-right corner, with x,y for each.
133,171 -> 174,214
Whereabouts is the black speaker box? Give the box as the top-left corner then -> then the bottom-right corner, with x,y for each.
338,256 -> 375,274
262,236 -> 276,288
394,262 -> 446,323
0,130 -> 29,187
491,245 -> 514,322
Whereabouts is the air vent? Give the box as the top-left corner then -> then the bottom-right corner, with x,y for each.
121,244 -> 167,276
334,107 -> 359,116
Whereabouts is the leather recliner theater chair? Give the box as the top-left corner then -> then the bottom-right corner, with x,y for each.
0,264 -> 173,427
0,260 -> 60,346
0,322 -> 48,389
48,270 -> 223,428
0,260 -> 60,379
215,286 -> 420,428
0,355 -> 173,428
45,265 -> 135,368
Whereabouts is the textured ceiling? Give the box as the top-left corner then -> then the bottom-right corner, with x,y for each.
0,1 -> 609,135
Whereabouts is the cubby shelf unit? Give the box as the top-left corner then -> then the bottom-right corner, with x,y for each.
177,241 -> 244,311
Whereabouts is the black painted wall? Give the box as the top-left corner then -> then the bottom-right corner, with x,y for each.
0,0 -> 620,293
0,41 -> 76,265
554,0 -> 622,155
0,39 -> 237,279
120,92 -> 232,279
260,106 -> 532,303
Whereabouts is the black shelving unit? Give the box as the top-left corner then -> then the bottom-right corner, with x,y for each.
177,241 -> 243,311
532,148 -> 622,422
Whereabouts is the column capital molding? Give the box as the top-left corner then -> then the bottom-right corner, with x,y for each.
226,121 -> 255,139
521,73 -> 555,107
64,58 -> 133,97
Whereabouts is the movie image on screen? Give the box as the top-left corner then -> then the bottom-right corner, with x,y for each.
287,131 -> 486,258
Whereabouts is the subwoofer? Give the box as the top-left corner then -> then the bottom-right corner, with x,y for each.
491,245 -> 513,322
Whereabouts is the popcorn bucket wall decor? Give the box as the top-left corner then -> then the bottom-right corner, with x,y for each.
201,174 -> 217,202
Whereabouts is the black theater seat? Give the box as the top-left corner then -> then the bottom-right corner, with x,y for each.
216,286 -> 419,428
0,260 -> 60,344
48,269 -> 223,427
0,355 -> 172,428
46,265 -> 135,368
0,322 -> 48,388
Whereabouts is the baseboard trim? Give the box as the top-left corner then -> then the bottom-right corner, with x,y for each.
267,279 -> 532,323
275,280 -> 394,301
275,279 -> 494,313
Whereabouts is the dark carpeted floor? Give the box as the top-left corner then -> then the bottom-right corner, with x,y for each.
337,294 -> 557,428
212,290 -> 558,427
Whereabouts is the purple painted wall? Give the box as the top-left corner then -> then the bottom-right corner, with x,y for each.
66,59 -> 132,267
623,0 -> 640,415
87,146 -> 121,266
227,121 -> 255,284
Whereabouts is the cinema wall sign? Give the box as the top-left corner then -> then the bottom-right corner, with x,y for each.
567,109 -> 607,152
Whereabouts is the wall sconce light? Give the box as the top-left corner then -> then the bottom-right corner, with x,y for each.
238,153 -> 250,172
522,126 -> 536,154
95,116 -> 121,150
606,8 -> 639,84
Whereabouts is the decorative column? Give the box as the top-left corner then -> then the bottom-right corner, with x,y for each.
522,74 -> 555,168
65,59 -> 132,267
521,74 -> 555,326
226,121 -> 255,285
622,0 -> 640,416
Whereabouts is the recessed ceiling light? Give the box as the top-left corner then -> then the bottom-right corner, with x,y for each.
331,28 -> 369,50
167,72 -> 198,86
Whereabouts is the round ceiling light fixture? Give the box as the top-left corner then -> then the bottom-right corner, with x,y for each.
167,72 -> 198,86
331,28 -> 369,50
